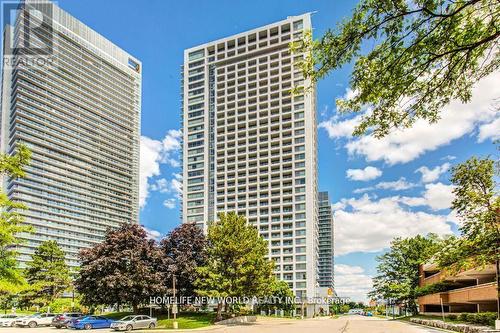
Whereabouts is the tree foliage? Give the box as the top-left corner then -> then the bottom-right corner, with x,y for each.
434,154 -> 499,318
260,278 -> 295,313
75,224 -> 165,311
23,240 -> 71,307
436,156 -> 499,270
292,0 -> 499,137
0,144 -> 32,285
195,212 -> 275,320
160,222 -> 207,296
369,234 -> 444,313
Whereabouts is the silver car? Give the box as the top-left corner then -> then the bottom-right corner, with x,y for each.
110,315 -> 157,331
0,314 -> 19,327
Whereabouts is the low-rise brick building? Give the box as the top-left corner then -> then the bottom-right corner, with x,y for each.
418,263 -> 497,314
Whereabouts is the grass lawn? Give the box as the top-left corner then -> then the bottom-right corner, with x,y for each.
102,311 -> 215,329
157,312 -> 216,329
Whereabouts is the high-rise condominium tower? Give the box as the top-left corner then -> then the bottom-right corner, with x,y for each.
181,14 -> 318,299
0,1 -> 141,266
318,191 -> 334,290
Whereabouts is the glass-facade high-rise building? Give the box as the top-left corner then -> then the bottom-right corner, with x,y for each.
0,1 -> 141,266
181,14 -> 319,299
318,191 -> 334,289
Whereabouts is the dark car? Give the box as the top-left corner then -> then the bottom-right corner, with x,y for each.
67,316 -> 115,330
52,312 -> 83,329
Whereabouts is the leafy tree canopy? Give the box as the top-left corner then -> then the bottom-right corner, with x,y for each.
195,212 -> 275,320
293,0 -> 499,137
75,224 -> 165,312
160,222 -> 207,296
0,144 -> 32,285
436,156 -> 499,270
369,234 -> 445,313
23,240 -> 71,307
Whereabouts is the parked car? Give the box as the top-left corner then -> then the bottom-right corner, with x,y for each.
0,314 -> 19,327
67,316 -> 115,330
364,311 -> 373,316
16,313 -> 58,328
52,312 -> 83,329
110,315 -> 157,331
347,309 -> 364,315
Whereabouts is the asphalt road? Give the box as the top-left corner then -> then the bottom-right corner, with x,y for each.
1,315 -> 446,333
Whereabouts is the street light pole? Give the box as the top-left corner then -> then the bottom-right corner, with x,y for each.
173,275 -> 178,329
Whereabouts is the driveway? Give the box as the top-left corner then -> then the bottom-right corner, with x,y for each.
1,315 -> 445,333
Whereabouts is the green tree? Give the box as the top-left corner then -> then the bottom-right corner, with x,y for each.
75,224 -> 165,312
260,278 -> 295,314
160,222 -> 207,296
0,144 -> 32,285
292,0 -> 499,137
24,240 -> 71,307
369,234 -> 444,314
195,212 -> 275,321
436,155 -> 499,319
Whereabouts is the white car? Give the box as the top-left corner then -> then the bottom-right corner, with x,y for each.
16,313 -> 57,328
0,314 -> 19,327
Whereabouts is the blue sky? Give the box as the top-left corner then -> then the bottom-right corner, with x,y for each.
56,0 -> 499,301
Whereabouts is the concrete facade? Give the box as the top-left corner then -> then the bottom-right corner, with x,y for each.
0,1 -> 141,266
181,14 -> 318,299
317,191 -> 334,290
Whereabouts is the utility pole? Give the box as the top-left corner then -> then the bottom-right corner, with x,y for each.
173,275 -> 178,329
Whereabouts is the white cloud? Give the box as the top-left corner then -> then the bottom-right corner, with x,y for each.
151,173 -> 182,198
143,226 -> 162,241
376,177 -> 416,190
415,163 -> 451,183
353,177 -> 416,193
139,130 -> 182,208
335,264 -> 372,302
322,72 -> 500,165
139,136 -> 163,208
402,182 -> 455,211
163,198 -> 176,209
346,166 -> 382,181
441,155 -> 456,161
478,115 -> 500,142
333,194 -> 453,255
335,264 -> 365,275
320,114 -> 362,139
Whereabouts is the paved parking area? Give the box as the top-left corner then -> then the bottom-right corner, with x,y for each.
0,316 -> 450,332
0,327 -> 112,333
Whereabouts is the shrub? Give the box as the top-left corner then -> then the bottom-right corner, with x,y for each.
447,314 -> 457,320
455,312 -> 496,327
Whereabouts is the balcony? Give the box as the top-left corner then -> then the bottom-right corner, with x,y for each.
418,282 -> 497,305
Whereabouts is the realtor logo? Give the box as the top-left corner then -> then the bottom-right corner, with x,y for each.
1,0 -> 55,56
1,0 -> 57,70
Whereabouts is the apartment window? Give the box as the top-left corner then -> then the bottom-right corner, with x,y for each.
188,177 -> 204,185
293,20 -> 303,31
187,215 -> 204,222
294,112 -> 304,120
187,207 -> 204,214
187,193 -> 204,199
188,185 -> 203,191
187,200 -> 204,206
296,213 -> 306,219
296,255 -> 306,262
189,49 -> 204,61
295,203 -> 305,211
295,153 -> 305,160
